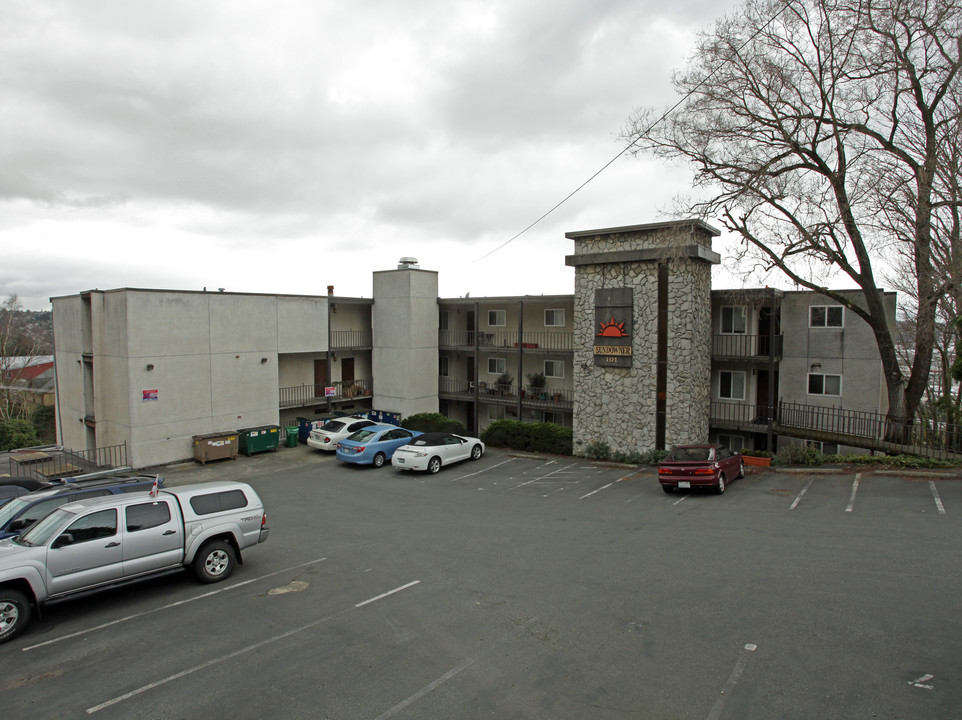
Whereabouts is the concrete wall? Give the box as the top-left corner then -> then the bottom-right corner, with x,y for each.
372,267 -> 439,419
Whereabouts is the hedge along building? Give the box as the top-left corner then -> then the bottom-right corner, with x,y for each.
564,220 -> 719,456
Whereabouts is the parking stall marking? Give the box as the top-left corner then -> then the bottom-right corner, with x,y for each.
578,472 -> 636,500
789,478 -> 815,510
85,578 -> 422,715
22,557 -> 328,652
449,457 -> 517,482
929,481 -> 946,515
706,643 -> 758,720
510,462 -> 584,490
845,474 -> 862,512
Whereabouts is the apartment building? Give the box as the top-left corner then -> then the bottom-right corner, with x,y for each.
50,221 -> 893,468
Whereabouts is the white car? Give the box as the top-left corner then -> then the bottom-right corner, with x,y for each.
391,432 -> 485,473
306,417 -> 377,451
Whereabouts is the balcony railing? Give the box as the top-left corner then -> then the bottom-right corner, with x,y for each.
5,442 -> 129,481
438,379 -> 573,409
439,330 -> 573,352
279,379 -> 373,409
331,329 -> 372,350
712,334 -> 783,359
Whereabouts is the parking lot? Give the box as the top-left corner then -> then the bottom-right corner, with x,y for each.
2,445 -> 959,719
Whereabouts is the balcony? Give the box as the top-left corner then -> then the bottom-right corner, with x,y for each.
279,379 -> 373,409
331,329 -> 372,350
712,334 -> 783,360
438,378 -> 573,410
439,330 -> 573,352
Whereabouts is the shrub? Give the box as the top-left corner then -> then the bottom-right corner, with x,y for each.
30,405 -> 56,444
481,420 -> 573,455
583,440 -> 611,460
0,418 -> 40,451
773,444 -> 825,466
401,413 -> 466,435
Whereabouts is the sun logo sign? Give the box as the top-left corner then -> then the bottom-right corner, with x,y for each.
593,289 -> 633,368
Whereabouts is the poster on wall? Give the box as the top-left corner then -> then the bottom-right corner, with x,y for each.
143,389 -> 159,401
593,288 -> 633,368
325,386 -> 336,397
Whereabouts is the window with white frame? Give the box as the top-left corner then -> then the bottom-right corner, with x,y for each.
719,370 -> 746,400
544,309 -> 565,327
810,305 -> 844,327
807,440 -> 839,454
544,359 -> 564,378
439,357 -> 449,377
717,434 -> 745,452
543,411 -> 563,426
488,357 -> 506,375
720,306 -> 747,334
808,373 -> 842,396
488,309 -> 506,326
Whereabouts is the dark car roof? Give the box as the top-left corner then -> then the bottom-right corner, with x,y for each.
18,475 -> 161,500
0,476 -> 46,491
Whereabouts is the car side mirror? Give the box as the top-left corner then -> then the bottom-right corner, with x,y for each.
52,533 -> 74,549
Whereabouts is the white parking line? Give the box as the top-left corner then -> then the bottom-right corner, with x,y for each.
579,473 -> 633,500
706,644 -> 757,720
845,474 -> 861,512
790,478 -> 814,510
929,481 -> 946,515
372,616 -> 538,720
451,457 -> 516,481
511,463 -> 581,490
86,578 -> 420,714
23,557 -> 328,652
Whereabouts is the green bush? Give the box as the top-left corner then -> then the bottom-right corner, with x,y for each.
30,405 -> 56,444
773,444 -> 956,469
401,413 -> 467,435
481,420 -> 573,455
0,418 -> 40,451
773,444 -> 824,466
583,440 -> 611,460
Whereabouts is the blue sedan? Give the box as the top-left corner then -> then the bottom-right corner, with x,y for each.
335,425 -> 423,468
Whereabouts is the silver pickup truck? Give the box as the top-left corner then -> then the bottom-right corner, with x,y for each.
0,480 -> 269,644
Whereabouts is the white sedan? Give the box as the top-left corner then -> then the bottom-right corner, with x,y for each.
391,432 -> 485,473
306,417 -> 377,451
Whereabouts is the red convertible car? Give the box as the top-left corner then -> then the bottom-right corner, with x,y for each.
658,444 -> 744,494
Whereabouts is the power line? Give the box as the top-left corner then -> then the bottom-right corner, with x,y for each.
475,1 -> 791,263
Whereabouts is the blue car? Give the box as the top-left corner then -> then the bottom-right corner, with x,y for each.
335,425 -> 423,468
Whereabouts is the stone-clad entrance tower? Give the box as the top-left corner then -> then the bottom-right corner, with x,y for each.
564,220 -> 720,455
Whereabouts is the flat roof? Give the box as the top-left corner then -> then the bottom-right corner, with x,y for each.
565,219 -> 720,239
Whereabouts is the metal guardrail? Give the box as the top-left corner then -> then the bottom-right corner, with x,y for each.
4,442 -> 129,481
439,379 -> 573,408
439,330 -> 574,352
711,400 -> 960,460
279,380 -> 373,409
712,334 -> 783,359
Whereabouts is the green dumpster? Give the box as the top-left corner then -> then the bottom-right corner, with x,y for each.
285,426 -> 299,448
238,425 -> 280,456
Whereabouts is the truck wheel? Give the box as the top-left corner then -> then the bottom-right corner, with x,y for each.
0,590 -> 31,644
193,541 -> 237,583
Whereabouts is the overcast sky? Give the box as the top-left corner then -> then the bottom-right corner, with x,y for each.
0,0 -> 752,311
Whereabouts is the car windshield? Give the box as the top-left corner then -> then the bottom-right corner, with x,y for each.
348,429 -> 377,442
668,447 -> 713,462
0,496 -> 33,527
320,420 -> 345,432
17,506 -> 77,547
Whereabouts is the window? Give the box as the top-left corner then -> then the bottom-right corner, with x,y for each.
808,373 -> 842,396
807,440 -> 839,454
810,306 -> 844,327
126,502 -> 172,532
439,356 -> 449,377
58,509 -> 117,546
488,309 -> 506,327
439,311 -> 449,331
543,411 -> 563,426
719,370 -> 746,400
544,309 -> 565,327
488,405 -> 504,421
544,360 -> 564,378
189,490 -> 250,516
720,306 -> 747,334
717,434 -> 745,452
488,357 -> 506,375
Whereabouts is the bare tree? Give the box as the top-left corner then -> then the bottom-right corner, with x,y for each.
624,0 -> 962,434
0,294 -> 45,422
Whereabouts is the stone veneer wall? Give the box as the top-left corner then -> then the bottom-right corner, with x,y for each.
569,223 -> 715,456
